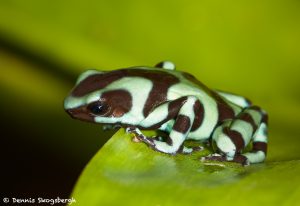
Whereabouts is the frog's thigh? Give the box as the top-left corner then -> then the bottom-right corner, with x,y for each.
211,106 -> 268,164
148,96 -> 197,154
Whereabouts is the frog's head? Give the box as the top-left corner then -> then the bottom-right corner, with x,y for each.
64,69 -> 132,124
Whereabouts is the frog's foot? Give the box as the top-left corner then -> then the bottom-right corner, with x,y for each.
131,135 -> 142,143
200,153 -> 227,162
126,127 -> 140,142
126,127 -> 155,146
232,154 -> 250,166
138,135 -> 164,142
201,153 -> 250,166
136,134 -> 155,147
126,127 -> 185,154
178,145 -> 204,154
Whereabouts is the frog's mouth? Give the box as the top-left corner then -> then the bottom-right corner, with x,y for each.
66,107 -> 95,122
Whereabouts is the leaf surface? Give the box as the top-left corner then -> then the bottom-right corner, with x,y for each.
71,129 -> 300,206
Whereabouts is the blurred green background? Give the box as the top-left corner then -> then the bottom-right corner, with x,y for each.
1,0 -> 299,200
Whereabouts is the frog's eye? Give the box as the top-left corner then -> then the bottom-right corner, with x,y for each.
87,102 -> 109,115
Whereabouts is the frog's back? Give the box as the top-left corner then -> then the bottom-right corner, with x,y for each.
104,67 -> 218,118
120,67 -> 234,122
71,67 -> 179,97
124,67 -> 214,99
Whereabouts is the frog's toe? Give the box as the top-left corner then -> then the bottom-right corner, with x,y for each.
232,155 -> 250,166
137,135 -> 163,143
192,146 -> 204,152
201,154 -> 250,166
178,146 -> 204,154
137,135 -> 155,147
131,135 -> 142,143
200,153 -> 227,162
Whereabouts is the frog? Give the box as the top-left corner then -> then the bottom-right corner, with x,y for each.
64,61 -> 268,166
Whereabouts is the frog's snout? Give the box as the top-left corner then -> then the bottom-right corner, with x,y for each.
65,108 -> 78,119
65,107 -> 95,122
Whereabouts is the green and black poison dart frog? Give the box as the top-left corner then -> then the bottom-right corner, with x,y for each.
64,61 -> 268,166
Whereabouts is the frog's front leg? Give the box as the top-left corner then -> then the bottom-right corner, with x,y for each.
203,106 -> 268,165
134,96 -> 202,154
127,127 -> 201,154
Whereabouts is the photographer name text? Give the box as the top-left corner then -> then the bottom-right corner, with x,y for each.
3,197 -> 76,205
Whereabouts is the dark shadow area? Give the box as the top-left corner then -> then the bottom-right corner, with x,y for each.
0,34 -> 114,201
2,127 -> 80,198
0,108 -> 114,200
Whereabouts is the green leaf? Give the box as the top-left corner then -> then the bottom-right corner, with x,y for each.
71,129 -> 300,206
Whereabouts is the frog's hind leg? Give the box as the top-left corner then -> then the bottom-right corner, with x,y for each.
215,90 -> 251,108
203,106 -> 268,165
242,114 -> 268,164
